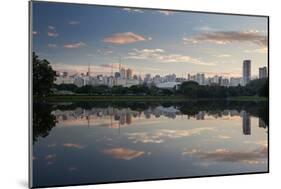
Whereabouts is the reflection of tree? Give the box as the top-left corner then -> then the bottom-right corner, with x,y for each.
33,103 -> 57,143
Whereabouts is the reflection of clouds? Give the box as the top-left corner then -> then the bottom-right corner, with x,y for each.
103,148 -> 146,160
45,154 -> 56,160
68,166 -> 78,171
45,154 -> 56,165
244,140 -> 267,146
218,135 -> 231,139
62,143 -> 85,149
182,146 -> 267,164
47,143 -> 57,147
127,128 -> 214,144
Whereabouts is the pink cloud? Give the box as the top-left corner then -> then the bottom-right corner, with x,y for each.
103,32 -> 146,44
103,148 -> 145,160
62,143 -> 85,149
158,10 -> 174,16
63,42 -> 86,49
47,31 -> 59,37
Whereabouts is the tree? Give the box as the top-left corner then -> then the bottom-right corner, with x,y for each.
54,83 -> 78,92
33,103 -> 57,143
178,81 -> 199,98
258,79 -> 269,97
33,52 -> 56,97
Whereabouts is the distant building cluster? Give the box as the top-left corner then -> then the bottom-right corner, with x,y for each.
54,60 -> 268,89
55,64 -> 141,88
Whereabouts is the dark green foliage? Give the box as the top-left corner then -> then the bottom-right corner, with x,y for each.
176,79 -> 268,98
76,85 -> 110,95
245,78 -> 268,96
53,78 -> 268,98
54,84 -> 78,92
33,52 -> 56,96
33,103 -> 57,143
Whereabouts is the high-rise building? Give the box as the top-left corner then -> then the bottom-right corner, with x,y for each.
230,77 -> 243,86
114,72 -> 121,78
221,78 -> 229,86
120,68 -> 126,79
86,64 -> 91,76
144,74 -> 151,82
243,60 -> 251,85
126,68 -> 133,79
196,73 -> 205,85
259,66 -> 268,79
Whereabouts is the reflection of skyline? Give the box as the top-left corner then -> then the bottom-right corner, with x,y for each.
242,110 -> 251,135
51,106 -> 267,135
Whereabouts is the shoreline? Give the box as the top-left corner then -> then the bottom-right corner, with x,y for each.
41,95 -> 268,102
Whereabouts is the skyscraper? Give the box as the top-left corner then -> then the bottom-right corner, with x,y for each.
126,68 -> 133,79
243,60 -> 251,85
86,64 -> 91,77
259,66 -> 268,79
120,68 -> 126,79
196,73 -> 205,85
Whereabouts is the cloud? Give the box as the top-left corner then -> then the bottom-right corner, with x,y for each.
215,54 -> 232,58
103,32 -> 146,44
182,145 -> 268,164
32,31 -> 38,35
103,148 -> 145,160
244,47 -> 268,54
99,63 -> 120,69
48,43 -> 57,48
69,21 -> 80,25
123,8 -> 144,13
194,26 -> 216,31
45,154 -> 56,160
183,31 -> 267,46
48,25 -> 56,30
217,135 -> 231,139
158,10 -> 174,16
63,42 -> 86,49
126,48 -> 215,66
47,31 -> 59,37
126,128 -> 214,144
62,143 -> 85,149
51,63 -> 121,75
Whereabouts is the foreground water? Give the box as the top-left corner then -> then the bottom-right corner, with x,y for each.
32,100 -> 268,187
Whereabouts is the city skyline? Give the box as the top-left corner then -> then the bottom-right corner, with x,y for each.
32,2 -> 268,78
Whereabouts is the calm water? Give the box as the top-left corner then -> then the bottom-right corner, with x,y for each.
32,101 -> 268,187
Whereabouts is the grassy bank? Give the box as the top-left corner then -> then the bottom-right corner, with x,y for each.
45,95 -> 268,102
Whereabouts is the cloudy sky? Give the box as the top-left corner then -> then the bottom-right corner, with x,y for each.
32,1 -> 268,78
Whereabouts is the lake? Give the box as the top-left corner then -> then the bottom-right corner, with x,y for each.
32,100 -> 268,187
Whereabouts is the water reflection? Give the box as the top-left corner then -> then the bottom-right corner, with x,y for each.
32,100 -> 268,187
46,104 -> 267,137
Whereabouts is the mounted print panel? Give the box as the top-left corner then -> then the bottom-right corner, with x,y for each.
29,1 -> 269,188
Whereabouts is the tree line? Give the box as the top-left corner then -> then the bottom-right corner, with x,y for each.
53,78 -> 268,98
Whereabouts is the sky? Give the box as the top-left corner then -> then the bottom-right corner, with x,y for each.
32,1 -> 268,78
